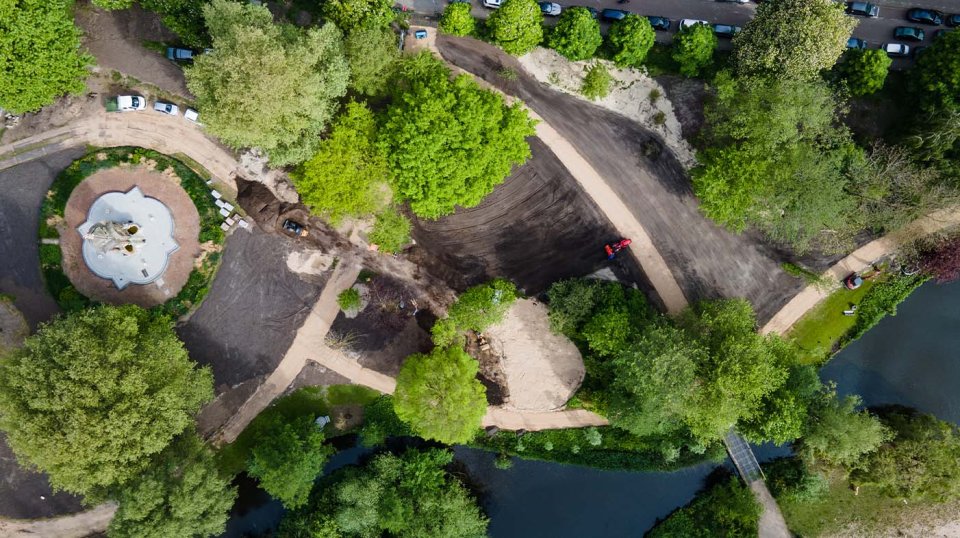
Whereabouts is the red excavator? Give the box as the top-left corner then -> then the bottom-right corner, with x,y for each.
604,238 -> 632,260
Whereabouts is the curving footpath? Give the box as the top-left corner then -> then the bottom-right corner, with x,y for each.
0,503 -> 117,538
761,207 -> 960,336
0,110 -> 241,194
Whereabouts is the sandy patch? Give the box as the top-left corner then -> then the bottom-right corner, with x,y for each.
0,300 -> 28,356
484,299 -> 585,411
517,47 -> 697,169
286,249 -> 335,276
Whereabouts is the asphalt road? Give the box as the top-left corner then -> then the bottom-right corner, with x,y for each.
403,0 -> 959,67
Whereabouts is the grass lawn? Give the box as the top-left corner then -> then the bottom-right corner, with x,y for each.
217,384 -> 381,475
779,471 -> 949,537
787,279 -> 877,365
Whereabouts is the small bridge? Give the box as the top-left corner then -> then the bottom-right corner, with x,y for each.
723,429 -> 791,538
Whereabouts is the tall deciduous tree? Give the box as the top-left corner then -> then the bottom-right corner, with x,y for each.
280,449 -> 488,537
732,0 -> 854,81
836,49 -> 891,96
321,0 -> 394,33
393,346 -> 488,444
0,305 -> 213,495
487,0 -> 544,55
344,24 -> 400,97
108,433 -> 236,538
608,14 -> 656,68
911,29 -> 960,112
852,407 -> 960,501
248,415 -> 334,509
186,0 -> 349,165
799,387 -> 890,467
292,102 -> 391,222
439,2 -> 475,36
547,7 -> 602,61
431,279 -> 518,347
672,23 -> 717,77
379,53 -> 535,219
0,0 -> 92,113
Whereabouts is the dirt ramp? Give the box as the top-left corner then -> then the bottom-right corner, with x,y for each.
485,299 -> 584,411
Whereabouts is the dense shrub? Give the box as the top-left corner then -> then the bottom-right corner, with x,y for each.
547,7 -> 602,61
580,63 -> 612,101
843,273 -> 928,344
439,2 -> 475,36
431,279 -> 518,347
368,207 -> 411,253
648,475 -> 761,537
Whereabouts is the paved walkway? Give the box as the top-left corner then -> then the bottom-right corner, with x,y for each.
761,206 -> 960,336
0,110 -> 241,194
215,261 -> 362,445
0,503 -> 117,538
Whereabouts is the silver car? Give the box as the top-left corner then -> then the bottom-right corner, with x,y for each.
153,102 -> 179,116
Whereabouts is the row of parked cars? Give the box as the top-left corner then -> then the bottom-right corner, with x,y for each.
846,3 -> 958,58
111,95 -> 200,123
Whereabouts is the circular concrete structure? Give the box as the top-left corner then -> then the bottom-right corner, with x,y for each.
78,186 -> 179,290
61,166 -> 201,307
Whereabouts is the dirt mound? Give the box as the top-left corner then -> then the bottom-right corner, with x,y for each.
484,299 -> 584,411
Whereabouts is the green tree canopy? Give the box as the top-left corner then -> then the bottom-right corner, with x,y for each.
321,0 -> 394,33
732,0 -> 854,81
368,206 -> 412,253
852,407 -> 960,501
798,387 -> 890,468
648,476 -> 760,538
836,48 -> 891,97
692,72 -> 860,252
911,28 -> 960,112
580,62 -> 612,101
380,53 -> 536,219
108,433 -> 236,538
739,364 -> 821,446
431,279 -> 518,347
547,7 -> 602,61
439,2 -> 476,36
393,346 -> 488,444
344,23 -> 400,97
672,23 -> 717,77
92,0 -> 133,8
292,102 -> 391,222
0,0 -> 92,113
608,14 -> 656,68
487,0 -> 544,55
248,415 -> 334,509
186,0 -> 349,165
0,305 -> 213,495
280,448 -> 488,537
140,0 -> 211,48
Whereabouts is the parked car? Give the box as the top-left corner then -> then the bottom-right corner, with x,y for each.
906,8 -> 944,26
679,19 -> 709,30
883,42 -> 911,57
846,2 -> 879,17
647,16 -> 671,31
847,37 -> 868,49
153,102 -> 179,116
184,108 -> 200,124
947,14 -> 960,27
165,47 -> 194,62
716,0 -> 749,4
482,0 -> 501,8
108,95 -> 146,112
538,2 -> 561,16
600,8 -> 628,21
282,219 -> 306,237
578,6 -> 599,18
894,26 -> 925,41
712,23 -> 741,38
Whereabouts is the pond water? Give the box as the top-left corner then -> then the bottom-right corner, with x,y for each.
820,280 -> 960,424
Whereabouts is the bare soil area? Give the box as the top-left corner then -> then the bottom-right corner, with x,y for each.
438,35 -> 803,323
176,228 -> 328,390
75,2 -> 192,97
61,165 -> 201,307
0,301 -> 28,356
483,299 -> 584,411
410,137 -> 649,298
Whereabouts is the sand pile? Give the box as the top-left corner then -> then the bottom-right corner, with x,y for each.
286,249 -> 334,276
484,299 -> 585,411
517,47 -> 697,169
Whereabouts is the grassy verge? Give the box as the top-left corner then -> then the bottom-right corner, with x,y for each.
217,385 -> 381,476
787,280 -> 877,364
37,147 -> 225,315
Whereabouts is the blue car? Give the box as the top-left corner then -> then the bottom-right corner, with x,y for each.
894,26 -> 925,42
847,37 -> 868,49
647,16 -> 671,31
601,8 -> 629,22
906,8 -> 944,25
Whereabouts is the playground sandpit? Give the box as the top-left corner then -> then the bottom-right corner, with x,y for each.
483,299 -> 585,411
